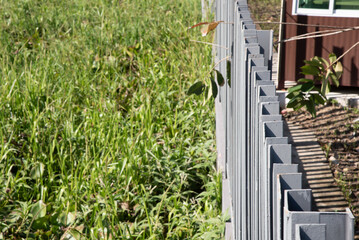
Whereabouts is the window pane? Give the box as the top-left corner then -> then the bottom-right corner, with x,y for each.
298,0 -> 330,9
335,0 -> 359,9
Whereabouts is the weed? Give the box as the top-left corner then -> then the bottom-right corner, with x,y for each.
335,172 -> 353,206
328,98 -> 339,106
0,0 -> 224,239
352,108 -> 359,114
322,143 -> 332,160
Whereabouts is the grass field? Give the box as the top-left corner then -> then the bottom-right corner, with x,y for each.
0,0 -> 224,239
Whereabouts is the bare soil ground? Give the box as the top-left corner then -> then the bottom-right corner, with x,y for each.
247,0 -> 281,43
284,105 -> 359,227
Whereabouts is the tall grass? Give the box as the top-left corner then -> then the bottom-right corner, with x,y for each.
0,0 -> 224,239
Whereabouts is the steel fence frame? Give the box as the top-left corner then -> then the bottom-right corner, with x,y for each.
212,1 -> 355,239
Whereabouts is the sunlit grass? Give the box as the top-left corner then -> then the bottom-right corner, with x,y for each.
0,0 -> 224,239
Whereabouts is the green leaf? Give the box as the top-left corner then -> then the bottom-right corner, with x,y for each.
288,82 -> 314,94
59,212 -> 76,226
334,61 -> 343,73
293,102 -> 305,111
316,56 -> 329,67
32,216 -> 49,230
210,74 -> 218,99
287,96 -> 305,110
306,97 -> 316,118
287,95 -> 301,106
215,70 -> 225,86
334,62 -> 343,83
226,60 -> 231,88
300,82 -> 315,92
287,84 -> 302,94
321,72 -> 331,96
187,81 -> 205,96
287,95 -> 304,109
328,53 -> 337,64
286,91 -> 301,100
329,72 -> 339,87
297,78 -> 314,84
312,93 -> 326,105
301,65 -> 320,76
31,200 -> 46,220
304,58 -> 323,69
30,162 -> 45,179
61,226 -> 83,240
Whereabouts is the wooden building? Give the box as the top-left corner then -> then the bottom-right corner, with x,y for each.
278,0 -> 359,89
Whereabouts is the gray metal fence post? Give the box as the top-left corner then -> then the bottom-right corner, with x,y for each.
214,1 -> 355,239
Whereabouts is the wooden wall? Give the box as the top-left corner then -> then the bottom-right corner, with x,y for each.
279,0 -> 359,88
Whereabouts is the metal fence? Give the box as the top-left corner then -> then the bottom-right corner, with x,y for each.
210,0 -> 356,239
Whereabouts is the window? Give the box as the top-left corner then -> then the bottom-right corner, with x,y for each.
335,0 -> 359,10
292,0 -> 359,17
298,0 -> 330,9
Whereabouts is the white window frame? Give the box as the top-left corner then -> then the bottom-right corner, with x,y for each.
292,0 -> 359,18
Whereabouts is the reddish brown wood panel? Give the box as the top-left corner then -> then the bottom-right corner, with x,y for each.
279,0 -> 359,88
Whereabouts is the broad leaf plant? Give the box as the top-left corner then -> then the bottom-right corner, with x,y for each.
286,53 -> 343,118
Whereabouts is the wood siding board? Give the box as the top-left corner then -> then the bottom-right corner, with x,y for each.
279,0 -> 359,88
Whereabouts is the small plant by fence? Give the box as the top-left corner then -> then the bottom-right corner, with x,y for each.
211,0 -> 355,239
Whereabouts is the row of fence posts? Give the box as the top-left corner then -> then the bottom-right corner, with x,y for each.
205,0 -> 356,239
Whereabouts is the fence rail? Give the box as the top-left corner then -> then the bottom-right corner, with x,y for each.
210,0 -> 355,239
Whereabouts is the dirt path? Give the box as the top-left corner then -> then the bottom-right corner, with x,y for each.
284,105 -> 359,236
285,119 -> 349,212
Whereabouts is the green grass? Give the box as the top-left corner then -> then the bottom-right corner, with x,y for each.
0,0 -> 224,239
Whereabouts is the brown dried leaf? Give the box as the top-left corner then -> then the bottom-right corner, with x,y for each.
120,202 -> 130,211
188,21 -> 224,36
201,21 -> 223,36
188,22 -> 210,29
